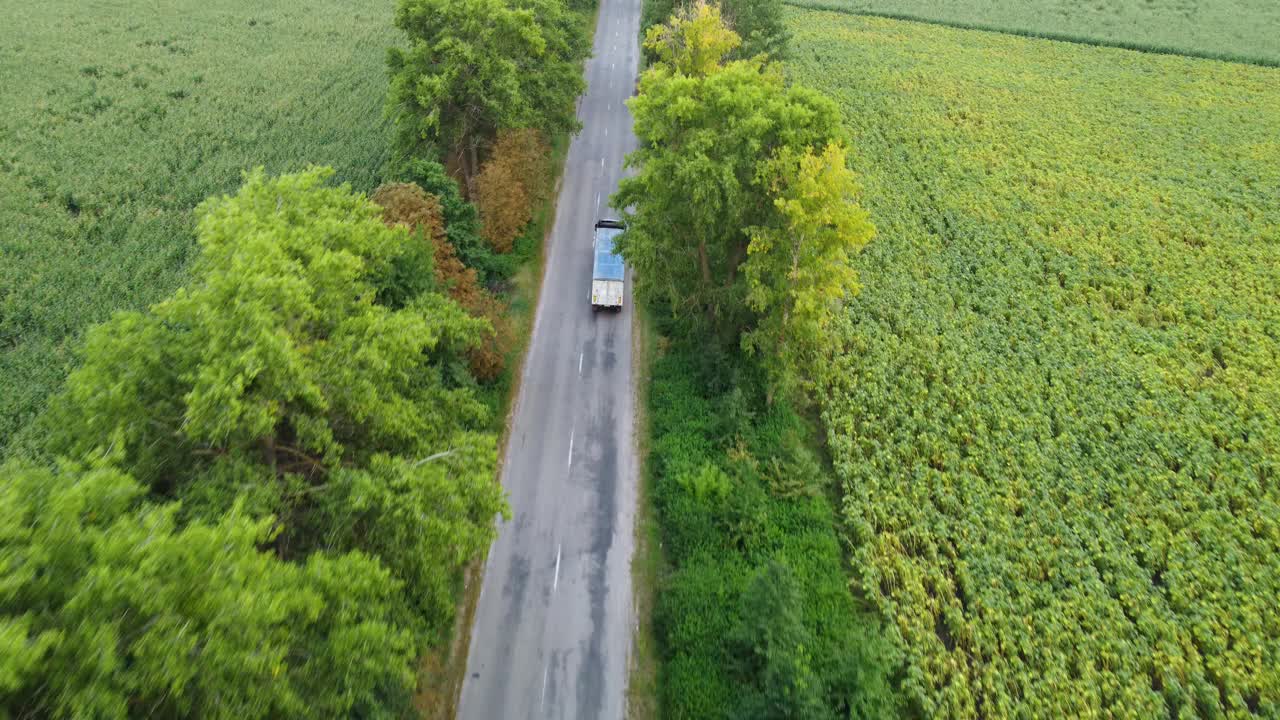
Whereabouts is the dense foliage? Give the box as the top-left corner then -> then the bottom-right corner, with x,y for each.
0,0 -> 398,457
642,0 -> 742,77
1,459 -> 415,719
385,0 -> 588,189
785,0 -> 1280,66
787,10 -> 1280,717
0,169 -> 509,716
721,0 -> 790,60
615,9 -> 850,350
641,0 -> 790,62
646,334 -> 901,719
371,181 -> 515,381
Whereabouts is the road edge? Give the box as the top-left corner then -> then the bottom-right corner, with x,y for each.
625,304 -> 662,720
427,152 -> 570,720
424,8 -> 605,718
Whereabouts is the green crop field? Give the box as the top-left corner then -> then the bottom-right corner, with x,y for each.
783,0 -> 1280,66
0,0 -> 397,455
787,9 -> 1280,717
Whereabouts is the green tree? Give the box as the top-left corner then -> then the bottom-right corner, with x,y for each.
731,561 -> 830,720
511,0 -> 591,141
722,0 -> 789,61
612,58 -> 842,342
0,459 -> 416,719
640,0 -> 677,48
643,0 -> 741,77
386,0 -> 586,193
44,167 -> 507,638
743,143 -> 873,405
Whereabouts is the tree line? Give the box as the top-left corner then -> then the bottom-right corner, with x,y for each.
0,0 -> 591,715
617,0 -> 872,406
620,2 -> 901,718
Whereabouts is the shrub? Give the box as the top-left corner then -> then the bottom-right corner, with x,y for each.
474,146 -> 533,253
371,182 -> 514,381
730,562 -> 829,719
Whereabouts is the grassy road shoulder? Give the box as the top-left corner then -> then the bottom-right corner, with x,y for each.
626,305 -> 661,720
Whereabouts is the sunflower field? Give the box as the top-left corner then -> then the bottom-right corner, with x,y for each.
787,9 -> 1280,717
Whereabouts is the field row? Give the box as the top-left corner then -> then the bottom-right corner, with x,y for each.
784,0 -> 1280,66
786,9 -> 1280,717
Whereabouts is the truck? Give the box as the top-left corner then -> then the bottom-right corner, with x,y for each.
591,219 -> 626,311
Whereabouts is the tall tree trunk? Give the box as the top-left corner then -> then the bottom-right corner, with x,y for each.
726,239 -> 748,287
461,137 -> 480,200
697,241 -> 716,326
697,240 -> 713,285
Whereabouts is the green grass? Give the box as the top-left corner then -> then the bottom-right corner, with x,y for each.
0,0 -> 399,455
788,8 -> 1280,717
784,0 -> 1280,66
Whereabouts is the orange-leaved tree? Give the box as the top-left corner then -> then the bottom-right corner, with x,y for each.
473,129 -> 551,253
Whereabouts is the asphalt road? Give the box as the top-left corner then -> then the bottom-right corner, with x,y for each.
456,0 -> 642,716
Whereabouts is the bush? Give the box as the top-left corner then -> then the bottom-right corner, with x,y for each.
371,182 -> 515,381
647,341 -> 901,719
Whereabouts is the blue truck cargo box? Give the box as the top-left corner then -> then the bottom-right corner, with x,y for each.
593,223 -> 625,280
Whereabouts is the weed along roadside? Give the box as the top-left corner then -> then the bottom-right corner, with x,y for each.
625,305 -> 661,720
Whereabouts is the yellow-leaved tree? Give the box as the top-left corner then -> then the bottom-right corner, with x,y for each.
743,143 -> 874,405
643,0 -> 741,77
